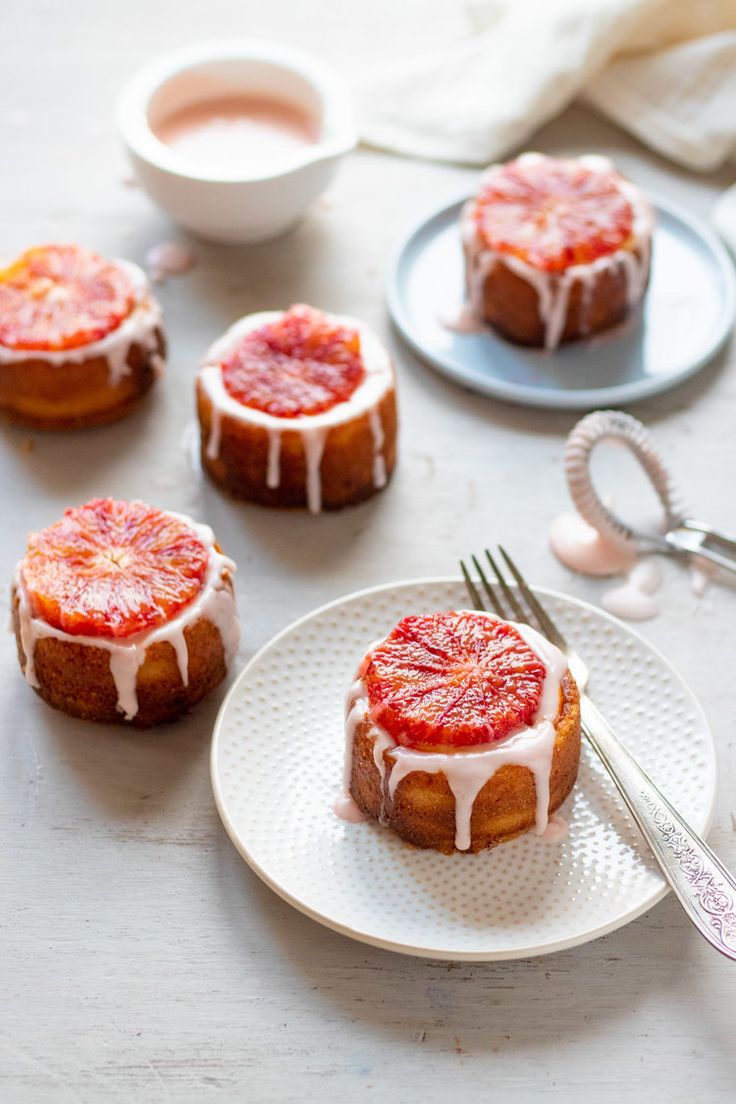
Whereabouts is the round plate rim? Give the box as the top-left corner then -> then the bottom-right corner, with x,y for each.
385,190 -> 736,410
211,576 -> 717,961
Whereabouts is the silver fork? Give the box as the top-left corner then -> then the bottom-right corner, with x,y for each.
460,546 -> 736,961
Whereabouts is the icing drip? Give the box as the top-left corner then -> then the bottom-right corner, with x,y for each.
338,615 -> 568,850
368,408 -> 387,489
388,722 -> 557,851
303,428 -> 328,514
461,166 -> 654,350
15,512 -> 239,721
206,403 -> 222,461
0,260 -> 164,388
266,430 -> 281,489
540,813 -> 568,842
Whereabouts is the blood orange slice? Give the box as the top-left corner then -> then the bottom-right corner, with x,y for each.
221,304 -> 365,418
362,611 -> 547,748
474,157 -> 633,272
21,499 -> 209,638
0,244 -> 135,352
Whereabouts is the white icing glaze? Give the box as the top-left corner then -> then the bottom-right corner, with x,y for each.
197,310 -> 394,514
602,558 -> 662,622
266,429 -> 281,489
14,511 -> 239,721
461,155 -> 654,350
0,260 -> 164,388
368,407 -> 387,489
303,427 -> 328,514
338,614 -> 569,851
549,510 -> 637,577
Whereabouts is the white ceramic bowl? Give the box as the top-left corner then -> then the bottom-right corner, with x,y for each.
117,41 -> 356,244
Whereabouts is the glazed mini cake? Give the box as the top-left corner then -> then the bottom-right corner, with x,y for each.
196,304 -> 397,512
461,153 -> 654,349
340,610 -> 581,853
0,244 -> 165,428
12,498 -> 240,727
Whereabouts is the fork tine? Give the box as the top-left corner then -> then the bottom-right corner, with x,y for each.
497,545 -> 567,650
484,548 -> 525,621
470,554 -> 506,617
459,559 -> 484,611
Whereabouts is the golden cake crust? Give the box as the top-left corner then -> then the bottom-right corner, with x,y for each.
11,576 -> 232,728
349,670 -> 581,853
0,328 -> 165,430
470,244 -> 650,347
196,379 -> 398,510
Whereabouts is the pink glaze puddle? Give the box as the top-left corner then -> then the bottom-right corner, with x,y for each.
439,303 -> 485,334
690,559 -> 714,598
333,793 -> 366,823
549,510 -> 637,577
539,813 -> 568,843
145,241 -> 196,283
153,93 -> 319,174
601,559 -> 662,622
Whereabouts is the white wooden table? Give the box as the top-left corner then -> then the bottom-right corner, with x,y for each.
2,2 -> 736,1100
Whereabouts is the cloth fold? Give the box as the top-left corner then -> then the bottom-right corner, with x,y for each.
357,0 -> 736,170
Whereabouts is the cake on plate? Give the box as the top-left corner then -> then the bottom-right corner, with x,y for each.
12,498 -> 239,726
196,304 -> 397,513
341,610 -> 580,853
0,243 -> 165,428
461,153 -> 653,349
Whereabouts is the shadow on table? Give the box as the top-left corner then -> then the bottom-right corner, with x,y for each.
390,327 -> 733,443
16,683 -> 219,824
0,382 -> 168,498
213,828 -> 736,1060
202,473 -> 393,576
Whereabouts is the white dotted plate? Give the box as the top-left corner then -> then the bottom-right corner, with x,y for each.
211,579 -> 716,960
386,194 -> 736,410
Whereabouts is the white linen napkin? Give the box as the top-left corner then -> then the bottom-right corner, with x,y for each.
357,0 -> 736,171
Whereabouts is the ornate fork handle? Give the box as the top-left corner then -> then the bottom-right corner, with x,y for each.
581,696 -> 736,960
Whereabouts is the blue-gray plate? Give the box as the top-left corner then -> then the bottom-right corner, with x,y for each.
386,193 -> 735,410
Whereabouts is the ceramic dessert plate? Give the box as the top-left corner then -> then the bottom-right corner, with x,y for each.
386,193 -> 736,410
211,578 -> 716,960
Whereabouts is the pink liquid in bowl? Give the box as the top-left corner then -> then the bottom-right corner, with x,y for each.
153,93 -> 319,174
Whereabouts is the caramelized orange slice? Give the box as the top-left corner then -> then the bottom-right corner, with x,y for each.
21,499 -> 209,638
474,158 -> 633,272
221,304 -> 365,418
0,244 -> 135,351
362,611 -> 546,748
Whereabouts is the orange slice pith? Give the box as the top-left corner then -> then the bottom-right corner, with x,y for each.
21,499 -> 209,639
221,304 -> 365,418
362,611 -> 546,748
0,244 -> 135,352
474,157 -> 634,272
